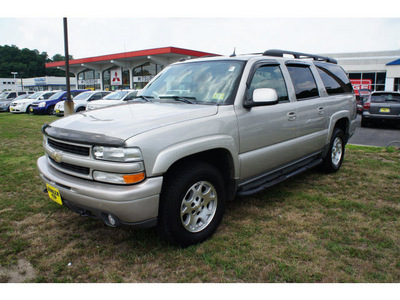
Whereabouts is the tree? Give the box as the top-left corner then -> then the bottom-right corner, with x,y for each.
0,44 -> 73,78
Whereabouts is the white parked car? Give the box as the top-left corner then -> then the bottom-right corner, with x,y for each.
10,91 -> 59,113
86,90 -> 141,110
54,91 -> 111,116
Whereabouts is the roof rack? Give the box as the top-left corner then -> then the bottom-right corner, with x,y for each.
262,49 -> 337,64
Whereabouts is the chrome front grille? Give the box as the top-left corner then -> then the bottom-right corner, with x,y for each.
45,137 -> 93,179
48,138 -> 90,156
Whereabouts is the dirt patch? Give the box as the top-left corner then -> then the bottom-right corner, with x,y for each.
0,259 -> 36,283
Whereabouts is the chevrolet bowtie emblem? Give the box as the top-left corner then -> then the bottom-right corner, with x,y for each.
51,151 -> 63,163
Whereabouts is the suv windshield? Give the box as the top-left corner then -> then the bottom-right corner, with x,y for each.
103,90 -> 130,100
74,92 -> 94,100
141,60 -> 245,105
27,92 -> 43,99
49,91 -> 66,100
371,93 -> 400,102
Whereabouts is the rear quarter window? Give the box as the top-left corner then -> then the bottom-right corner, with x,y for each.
315,62 -> 353,95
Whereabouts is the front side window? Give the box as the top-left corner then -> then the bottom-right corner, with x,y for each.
287,64 -> 319,100
142,60 -> 245,105
248,65 -> 289,102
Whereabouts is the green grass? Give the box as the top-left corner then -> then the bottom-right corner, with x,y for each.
0,113 -> 399,283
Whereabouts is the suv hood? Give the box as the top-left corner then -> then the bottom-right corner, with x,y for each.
45,102 -> 218,145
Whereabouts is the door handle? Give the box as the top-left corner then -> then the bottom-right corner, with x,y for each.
287,111 -> 296,121
318,107 -> 325,115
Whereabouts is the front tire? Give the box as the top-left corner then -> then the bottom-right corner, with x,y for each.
321,128 -> 345,173
158,162 -> 226,247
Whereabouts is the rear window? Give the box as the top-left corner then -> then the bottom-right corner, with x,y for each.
371,93 -> 400,102
315,62 -> 353,95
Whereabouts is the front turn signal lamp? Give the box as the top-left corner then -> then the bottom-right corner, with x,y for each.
93,171 -> 146,185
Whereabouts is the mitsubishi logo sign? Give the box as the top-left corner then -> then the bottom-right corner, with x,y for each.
111,68 -> 122,86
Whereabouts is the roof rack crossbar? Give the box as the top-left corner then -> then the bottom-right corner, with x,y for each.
262,49 -> 337,64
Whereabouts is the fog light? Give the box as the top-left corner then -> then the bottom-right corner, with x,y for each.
108,214 -> 117,226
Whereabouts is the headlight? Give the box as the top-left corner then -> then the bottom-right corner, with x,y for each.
92,146 -> 143,162
38,101 -> 46,107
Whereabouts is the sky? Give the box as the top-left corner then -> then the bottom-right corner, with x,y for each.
1,1 -> 399,60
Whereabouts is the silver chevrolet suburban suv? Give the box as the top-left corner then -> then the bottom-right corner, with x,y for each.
37,50 -> 357,247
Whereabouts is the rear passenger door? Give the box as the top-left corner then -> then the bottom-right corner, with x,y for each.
285,62 -> 328,156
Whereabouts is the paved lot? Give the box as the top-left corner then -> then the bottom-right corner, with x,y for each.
348,114 -> 400,147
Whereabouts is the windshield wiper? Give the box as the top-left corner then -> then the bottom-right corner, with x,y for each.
134,95 -> 154,102
159,96 -> 197,104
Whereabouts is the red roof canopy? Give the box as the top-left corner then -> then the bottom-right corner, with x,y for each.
46,46 -> 218,68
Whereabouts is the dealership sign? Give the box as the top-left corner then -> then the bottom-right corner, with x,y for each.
111,68 -> 122,86
34,77 -> 47,85
133,75 -> 154,83
78,79 -> 101,85
350,79 -> 372,96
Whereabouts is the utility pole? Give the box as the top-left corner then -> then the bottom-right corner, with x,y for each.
63,17 -> 74,116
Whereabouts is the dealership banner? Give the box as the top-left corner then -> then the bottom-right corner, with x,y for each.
111,68 -> 122,86
78,79 -> 101,85
133,75 -> 154,83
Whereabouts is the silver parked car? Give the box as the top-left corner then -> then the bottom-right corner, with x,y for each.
361,91 -> 400,127
86,89 -> 142,111
38,49 -> 357,247
0,93 -> 30,112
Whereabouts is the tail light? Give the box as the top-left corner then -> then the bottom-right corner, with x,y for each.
363,101 -> 370,110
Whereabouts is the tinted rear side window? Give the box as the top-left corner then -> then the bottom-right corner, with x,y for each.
315,62 -> 353,95
286,64 -> 319,100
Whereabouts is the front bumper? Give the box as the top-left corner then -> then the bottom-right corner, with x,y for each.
37,155 -> 163,227
31,106 -> 47,114
0,105 -> 10,112
9,106 -> 25,113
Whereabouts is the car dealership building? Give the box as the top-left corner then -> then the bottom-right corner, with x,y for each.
45,47 -> 217,91
42,46 -> 400,93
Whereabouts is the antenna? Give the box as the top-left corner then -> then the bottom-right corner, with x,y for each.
230,47 -> 236,57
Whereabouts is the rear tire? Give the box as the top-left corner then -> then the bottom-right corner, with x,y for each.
321,128 -> 345,173
158,162 -> 226,247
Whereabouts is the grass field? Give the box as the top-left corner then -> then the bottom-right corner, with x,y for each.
0,113 -> 399,283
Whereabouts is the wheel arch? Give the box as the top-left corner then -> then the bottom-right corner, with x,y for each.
328,112 -> 350,144
156,143 -> 238,202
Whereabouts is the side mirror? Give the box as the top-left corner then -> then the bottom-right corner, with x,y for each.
244,88 -> 279,108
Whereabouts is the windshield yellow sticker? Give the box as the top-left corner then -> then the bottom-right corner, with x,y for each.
212,93 -> 225,100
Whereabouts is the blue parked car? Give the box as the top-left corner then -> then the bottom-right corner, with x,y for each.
31,90 -> 88,115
